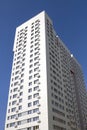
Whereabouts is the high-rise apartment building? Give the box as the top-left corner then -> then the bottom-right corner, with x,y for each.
5,11 -> 87,130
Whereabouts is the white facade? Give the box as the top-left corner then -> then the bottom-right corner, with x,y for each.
5,11 -> 87,130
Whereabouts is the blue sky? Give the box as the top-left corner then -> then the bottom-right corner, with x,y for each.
0,0 -> 87,129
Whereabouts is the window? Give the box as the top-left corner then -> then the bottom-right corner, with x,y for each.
29,64 -> 33,68
10,122 -> 15,127
31,41 -> 33,44
25,26 -> 28,29
22,63 -> 25,66
11,83 -> 13,87
31,29 -> 34,32
19,98 -> 22,103
33,116 -> 39,121
29,76 -> 32,80
28,118 -> 32,123
34,56 -> 39,61
11,107 -> 16,112
9,102 -> 11,106
11,114 -> 16,119
28,110 -> 32,114
10,96 -> 12,99
29,82 -> 32,86
12,100 -> 16,105
31,22 -> 34,25
22,58 -> 25,61
16,61 -> 20,64
18,121 -> 21,125
34,51 -> 39,55
52,108 -> 65,117
35,27 -> 39,31
34,86 -> 39,91
19,105 -> 22,110
35,47 -> 39,51
34,62 -> 39,66
35,35 -> 39,38
28,95 -> 32,100
34,73 -> 39,78
30,59 -> 33,63
34,67 -> 39,72
20,85 -> 23,89
33,100 -> 39,105
14,81 -> 18,86
15,76 -> 19,80
18,113 -> 22,117
30,54 -> 33,57
20,92 -> 23,96
28,102 -> 32,107
24,40 -> 27,44
53,116 -> 66,124
33,93 -> 39,98
8,109 -> 10,113
23,53 -> 26,57
35,42 -> 39,46
34,79 -> 39,84
21,79 -> 24,83
10,89 -> 12,93
53,125 -> 66,130
33,108 -> 39,113
31,33 -> 34,36
24,45 -> 26,48
35,30 -> 39,34
27,127 -> 32,130
18,120 -> 27,125
33,126 -> 39,130
17,56 -> 20,59
13,94 -> 17,98
21,74 -> 24,77
30,45 -> 33,48
14,87 -> 18,92
7,123 -> 9,128
23,49 -> 26,52
22,68 -> 24,72
28,88 -> 32,93
18,47 -> 21,51
31,26 -> 34,28
29,70 -> 33,74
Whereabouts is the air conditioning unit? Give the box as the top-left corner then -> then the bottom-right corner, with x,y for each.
38,96 -> 41,99
38,89 -> 40,92
37,111 -> 41,114
37,104 -> 40,107
15,125 -> 17,128
37,120 -> 41,123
